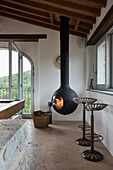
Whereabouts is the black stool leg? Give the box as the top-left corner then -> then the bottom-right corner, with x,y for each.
76,103 -> 90,146
82,110 -> 104,162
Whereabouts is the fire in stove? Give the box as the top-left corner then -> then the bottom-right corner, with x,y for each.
53,95 -> 64,109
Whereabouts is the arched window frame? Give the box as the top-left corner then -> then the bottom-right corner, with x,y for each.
0,43 -> 34,117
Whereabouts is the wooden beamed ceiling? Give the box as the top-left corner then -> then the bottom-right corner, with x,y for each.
0,0 -> 107,38
0,34 -> 47,42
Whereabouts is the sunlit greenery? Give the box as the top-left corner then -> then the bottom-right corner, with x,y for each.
0,70 -> 31,113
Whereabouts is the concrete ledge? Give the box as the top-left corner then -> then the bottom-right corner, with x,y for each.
0,119 -> 28,170
87,89 -> 113,96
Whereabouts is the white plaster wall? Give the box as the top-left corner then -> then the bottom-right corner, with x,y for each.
86,46 -> 113,156
87,0 -> 113,41
85,46 -> 96,89
86,90 -> 113,156
86,0 -> 113,156
0,16 -> 86,120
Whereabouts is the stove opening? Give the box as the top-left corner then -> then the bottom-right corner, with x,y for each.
53,95 -> 64,110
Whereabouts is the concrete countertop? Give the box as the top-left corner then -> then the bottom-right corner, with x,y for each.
0,119 -> 28,170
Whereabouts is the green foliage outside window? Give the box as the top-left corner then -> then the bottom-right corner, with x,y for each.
0,70 -> 31,113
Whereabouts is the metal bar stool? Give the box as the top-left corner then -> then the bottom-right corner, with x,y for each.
82,103 -> 108,162
73,97 -> 97,146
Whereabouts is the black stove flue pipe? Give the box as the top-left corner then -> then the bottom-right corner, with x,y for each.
60,16 -> 69,88
51,16 -> 78,115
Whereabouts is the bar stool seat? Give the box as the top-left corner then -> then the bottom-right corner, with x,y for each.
82,103 -> 108,162
73,97 -> 97,146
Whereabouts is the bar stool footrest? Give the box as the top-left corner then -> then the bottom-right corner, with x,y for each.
78,124 -> 91,130
82,150 -> 104,162
85,133 -> 104,142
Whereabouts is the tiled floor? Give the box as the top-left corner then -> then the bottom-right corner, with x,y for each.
24,120 -> 113,170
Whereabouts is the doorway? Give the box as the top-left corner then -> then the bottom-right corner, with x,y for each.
0,41 -> 34,117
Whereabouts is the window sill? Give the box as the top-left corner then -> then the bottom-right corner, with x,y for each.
86,89 -> 113,96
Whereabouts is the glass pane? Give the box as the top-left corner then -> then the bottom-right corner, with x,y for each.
23,56 -> 31,114
0,49 -> 9,99
12,51 -> 19,100
97,41 -> 106,84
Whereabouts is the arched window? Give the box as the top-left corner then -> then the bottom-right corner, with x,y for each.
0,43 -> 34,117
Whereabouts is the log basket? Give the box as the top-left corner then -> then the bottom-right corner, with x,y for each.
32,110 -> 52,128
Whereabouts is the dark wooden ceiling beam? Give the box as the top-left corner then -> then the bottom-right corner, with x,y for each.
2,0 -> 96,24
0,1 -> 50,19
0,34 -> 47,42
0,6 -> 50,24
77,27 -> 89,34
79,22 -> 92,30
0,39 -> 38,42
0,12 -> 87,38
64,0 -> 107,8
54,20 -> 89,34
0,1 -> 49,18
50,13 -> 54,24
39,0 -> 100,17
69,30 -> 87,38
87,5 -> 113,45
74,20 -> 80,31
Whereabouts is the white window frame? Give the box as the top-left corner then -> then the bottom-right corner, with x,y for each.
96,35 -> 107,90
95,26 -> 113,91
21,52 -> 34,118
107,28 -> 113,90
9,40 -> 20,100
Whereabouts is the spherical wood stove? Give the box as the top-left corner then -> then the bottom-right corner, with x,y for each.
52,16 -> 78,115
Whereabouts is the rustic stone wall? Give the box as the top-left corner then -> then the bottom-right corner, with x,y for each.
0,120 -> 28,170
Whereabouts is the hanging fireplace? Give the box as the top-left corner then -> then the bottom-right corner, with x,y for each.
51,16 -> 78,115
